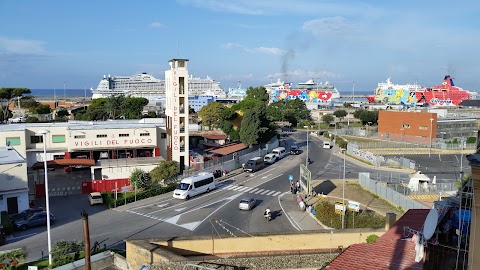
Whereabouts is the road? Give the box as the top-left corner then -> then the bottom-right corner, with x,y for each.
2,131 -> 411,261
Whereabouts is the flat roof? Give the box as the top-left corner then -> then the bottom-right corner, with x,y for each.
0,146 -> 26,165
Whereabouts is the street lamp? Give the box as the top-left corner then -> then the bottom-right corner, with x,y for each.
429,118 -> 434,157
37,129 -> 52,265
340,148 -> 346,229
304,125 -> 309,168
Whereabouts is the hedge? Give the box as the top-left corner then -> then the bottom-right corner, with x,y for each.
101,183 -> 177,208
314,200 -> 385,229
1,211 -> 13,233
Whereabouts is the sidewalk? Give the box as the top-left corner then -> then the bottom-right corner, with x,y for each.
279,192 -> 327,231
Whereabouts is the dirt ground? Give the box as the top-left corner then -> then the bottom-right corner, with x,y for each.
307,179 -> 404,217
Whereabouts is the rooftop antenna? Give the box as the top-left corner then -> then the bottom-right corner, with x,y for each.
403,208 -> 439,262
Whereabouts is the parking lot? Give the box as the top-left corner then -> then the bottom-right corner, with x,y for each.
28,168 -> 91,197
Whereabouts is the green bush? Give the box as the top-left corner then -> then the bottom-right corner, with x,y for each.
314,200 -> 385,229
366,234 -> 380,243
336,137 -> 348,149
102,184 -> 177,208
1,211 -> 14,233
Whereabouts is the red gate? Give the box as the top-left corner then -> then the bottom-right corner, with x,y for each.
81,178 -> 131,194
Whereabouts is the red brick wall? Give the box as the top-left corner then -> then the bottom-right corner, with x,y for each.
378,111 -> 437,139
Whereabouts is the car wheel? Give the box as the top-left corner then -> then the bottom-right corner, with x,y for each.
206,188 -> 210,193
186,195 -> 190,200
20,225 -> 28,231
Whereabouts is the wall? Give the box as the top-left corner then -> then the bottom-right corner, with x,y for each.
0,162 -> 28,191
0,191 -> 29,214
378,111 -> 437,140
126,230 -> 385,269
91,164 -> 157,180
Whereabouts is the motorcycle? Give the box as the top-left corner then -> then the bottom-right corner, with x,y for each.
264,212 -> 272,221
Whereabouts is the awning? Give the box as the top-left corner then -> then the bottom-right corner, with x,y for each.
31,158 -> 96,170
209,143 -> 248,156
204,134 -> 228,140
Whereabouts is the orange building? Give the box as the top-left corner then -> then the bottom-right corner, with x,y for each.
377,111 -> 437,144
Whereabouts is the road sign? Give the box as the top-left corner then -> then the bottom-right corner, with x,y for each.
289,175 -> 293,181
335,201 -> 346,214
348,201 -> 360,212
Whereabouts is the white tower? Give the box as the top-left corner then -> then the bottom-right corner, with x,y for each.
165,59 -> 189,173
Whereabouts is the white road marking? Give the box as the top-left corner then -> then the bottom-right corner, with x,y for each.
244,187 -> 254,192
272,191 -> 281,196
7,233 -> 38,241
249,188 -> 259,193
261,174 -> 272,179
156,203 -> 169,208
225,185 -> 236,190
278,192 -> 301,231
254,189 -> 264,194
237,186 -> 250,192
266,190 -> 276,196
232,186 -> 244,191
174,207 -> 187,212
260,190 -> 270,195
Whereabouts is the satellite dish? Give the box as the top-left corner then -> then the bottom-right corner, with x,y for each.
423,208 -> 439,240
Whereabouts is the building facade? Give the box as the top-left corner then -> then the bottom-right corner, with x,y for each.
189,95 -> 215,112
165,59 -> 190,172
377,111 -> 437,144
0,146 -> 28,214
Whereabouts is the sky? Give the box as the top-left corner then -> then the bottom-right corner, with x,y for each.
1,0 -> 480,94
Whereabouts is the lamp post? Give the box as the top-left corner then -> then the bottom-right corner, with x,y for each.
304,126 -> 309,168
429,118 -> 434,157
342,148 -> 345,229
460,137 -> 464,180
37,129 -> 52,265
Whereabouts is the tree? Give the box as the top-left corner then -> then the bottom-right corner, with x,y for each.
0,108 -> 12,122
353,109 -> 378,125
239,105 -> 262,146
130,168 -> 152,189
245,86 -> 269,103
31,104 -> 52,114
20,96 -> 39,109
333,109 -> 348,120
51,240 -> 84,268
188,106 -> 196,114
26,116 -> 40,123
0,88 -> 31,121
198,102 -> 226,129
57,108 -> 70,117
321,114 -> 334,126
149,160 -> 179,185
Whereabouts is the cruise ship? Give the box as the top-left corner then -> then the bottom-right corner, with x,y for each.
266,79 -> 341,99
91,73 -> 225,103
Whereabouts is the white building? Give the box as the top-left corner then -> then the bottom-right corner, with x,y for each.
0,146 -> 28,214
0,119 -> 168,182
165,59 -> 190,173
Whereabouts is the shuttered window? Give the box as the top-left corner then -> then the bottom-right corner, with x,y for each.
52,135 -> 66,143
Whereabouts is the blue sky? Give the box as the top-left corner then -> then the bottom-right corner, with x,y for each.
1,0 -> 480,93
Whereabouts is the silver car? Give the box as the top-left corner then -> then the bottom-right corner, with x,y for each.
238,197 -> 256,211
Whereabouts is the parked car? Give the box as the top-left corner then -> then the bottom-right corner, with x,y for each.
88,192 -> 104,205
263,153 -> 278,165
323,142 -> 332,149
14,212 -> 55,231
238,197 -> 256,211
9,207 -> 45,222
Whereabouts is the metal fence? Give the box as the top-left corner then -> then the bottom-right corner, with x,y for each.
358,172 -> 428,210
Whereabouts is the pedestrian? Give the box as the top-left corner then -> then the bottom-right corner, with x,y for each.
242,163 -> 245,170
29,200 -> 35,208
290,182 -> 294,194
296,181 -> 300,193
311,187 -> 316,197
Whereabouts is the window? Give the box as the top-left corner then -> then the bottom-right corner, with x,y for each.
52,135 -> 65,143
140,133 -> 150,137
161,133 -> 167,139
6,137 -> 21,146
97,134 -> 107,138
193,177 -> 214,188
119,134 -> 129,137
402,124 -> 410,129
74,135 -> 85,139
30,136 -> 43,144
419,126 -> 428,130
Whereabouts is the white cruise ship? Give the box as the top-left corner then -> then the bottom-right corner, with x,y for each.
91,73 -> 225,103
265,78 -> 341,99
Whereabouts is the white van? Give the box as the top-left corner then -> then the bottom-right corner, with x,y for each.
323,142 -> 331,149
271,147 -> 286,159
173,172 -> 215,200
264,153 -> 278,164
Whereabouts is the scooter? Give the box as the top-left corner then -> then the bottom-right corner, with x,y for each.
264,212 -> 272,221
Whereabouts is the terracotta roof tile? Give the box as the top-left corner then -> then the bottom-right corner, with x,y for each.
204,134 -> 228,140
326,209 -> 429,270
209,143 -> 248,155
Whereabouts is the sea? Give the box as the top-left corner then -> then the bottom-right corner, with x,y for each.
30,89 -> 91,99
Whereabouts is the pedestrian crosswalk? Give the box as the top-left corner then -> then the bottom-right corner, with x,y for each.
217,183 -> 283,197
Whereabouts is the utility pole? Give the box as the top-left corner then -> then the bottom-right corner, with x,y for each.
342,149 -> 346,230
81,210 -> 91,270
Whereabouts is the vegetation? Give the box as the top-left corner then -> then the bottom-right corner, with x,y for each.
51,240 -> 84,268
74,95 -> 148,120
30,104 -> 51,114
366,234 -> 380,243
56,108 -> 70,121
0,248 -> 25,268
333,109 -> 348,121
101,184 -> 176,208
314,200 -> 385,229
266,98 -> 310,127
321,114 -> 334,126
149,160 -> 179,185
0,211 -> 13,233
198,102 -> 228,129
0,88 -> 31,121
25,116 -> 40,123
129,168 -> 152,189
353,109 -> 379,125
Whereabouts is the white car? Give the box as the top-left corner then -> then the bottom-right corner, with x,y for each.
88,192 -> 104,205
323,142 -> 331,149
263,153 -> 278,164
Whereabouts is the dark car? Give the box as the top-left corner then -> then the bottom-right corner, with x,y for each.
9,207 -> 45,222
14,212 -> 55,231
290,145 -> 300,155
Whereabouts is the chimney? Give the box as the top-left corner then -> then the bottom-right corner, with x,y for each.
385,212 -> 397,231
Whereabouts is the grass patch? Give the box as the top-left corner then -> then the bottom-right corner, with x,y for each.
102,183 -> 176,208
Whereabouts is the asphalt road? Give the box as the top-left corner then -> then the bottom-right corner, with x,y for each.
2,131 -> 413,261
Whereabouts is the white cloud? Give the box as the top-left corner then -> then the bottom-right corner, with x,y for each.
222,43 -> 286,56
150,22 -> 167,29
0,36 -> 47,55
302,16 -> 353,36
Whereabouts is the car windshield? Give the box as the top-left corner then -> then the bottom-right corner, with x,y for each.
247,161 -> 255,166
177,183 -> 190,190
24,213 -> 36,220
